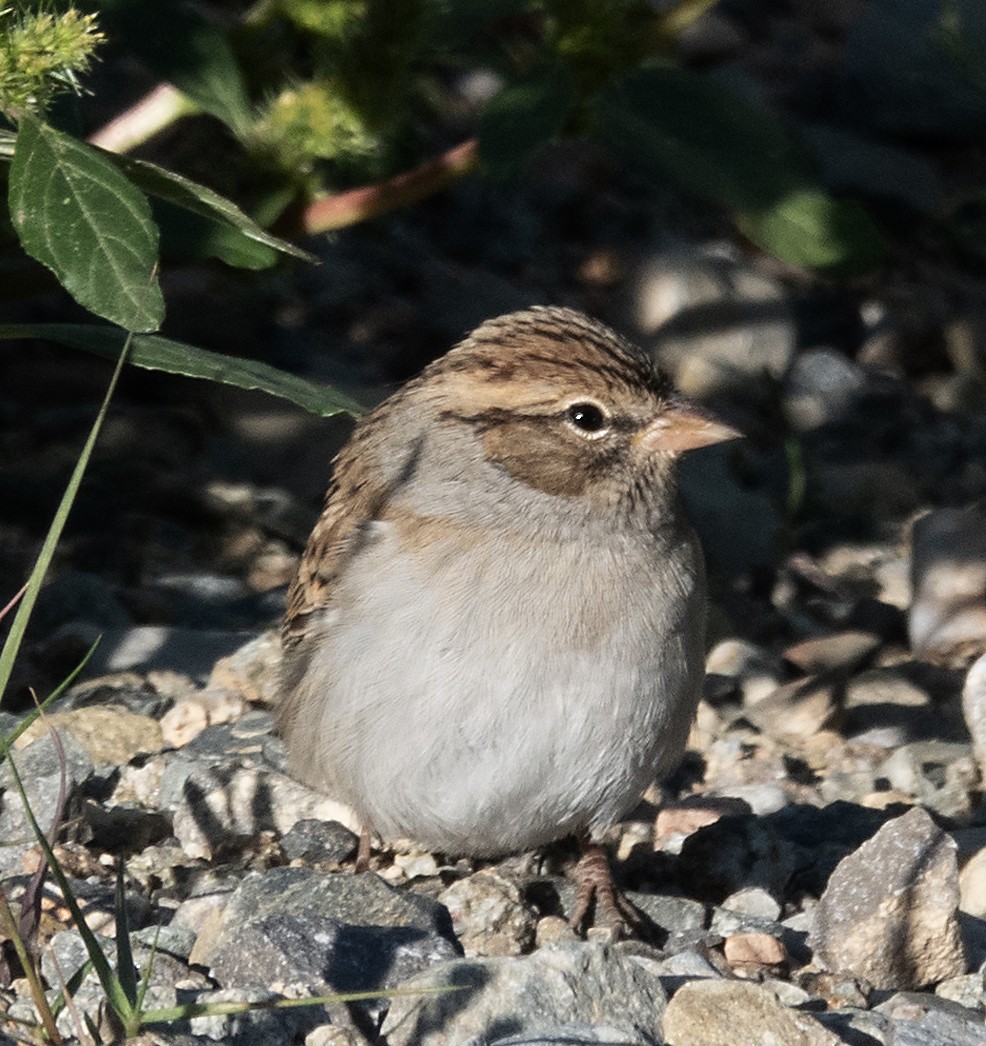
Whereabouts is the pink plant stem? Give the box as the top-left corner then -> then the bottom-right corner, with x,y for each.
302,138 -> 480,234
0,583 -> 27,623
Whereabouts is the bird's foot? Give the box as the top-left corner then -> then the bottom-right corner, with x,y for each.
568,841 -> 645,939
354,824 -> 373,872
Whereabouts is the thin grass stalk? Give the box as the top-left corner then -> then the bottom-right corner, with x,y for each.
0,335 -> 131,708
0,887 -> 63,1044
4,750 -> 139,1032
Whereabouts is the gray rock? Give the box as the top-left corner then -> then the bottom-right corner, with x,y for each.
171,763 -> 357,859
631,242 -> 795,401
196,867 -> 458,997
59,673 -> 176,718
814,1008 -> 892,1045
783,349 -> 869,432
488,1025 -> 653,1046
182,988 -> 326,1045
676,814 -> 795,903
662,978 -> 842,1045
709,906 -> 780,938
936,972 -> 986,1013
720,886 -> 782,922
963,654 -> 986,775
381,942 -> 666,1046
910,506 -> 986,661
206,630 -> 282,706
280,818 -> 359,865
877,743 -> 977,820
875,991 -> 986,1045
741,674 -> 838,742
629,893 -> 706,934
783,630 -> 882,675
438,868 -> 537,957
0,730 -> 95,875
705,639 -> 785,706
810,807 -> 966,989
132,922 -> 198,961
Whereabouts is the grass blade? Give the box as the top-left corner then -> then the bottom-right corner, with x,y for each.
4,750 -> 138,1030
114,860 -> 137,1007
0,333 -> 129,711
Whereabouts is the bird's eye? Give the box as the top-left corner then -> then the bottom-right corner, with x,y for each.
565,402 -> 609,435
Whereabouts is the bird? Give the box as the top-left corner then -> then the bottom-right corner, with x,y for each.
278,305 -> 739,931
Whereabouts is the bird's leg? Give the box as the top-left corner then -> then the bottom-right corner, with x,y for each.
355,823 -> 373,872
568,834 -> 643,937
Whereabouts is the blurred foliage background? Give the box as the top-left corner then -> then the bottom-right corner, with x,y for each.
2,0 -> 986,345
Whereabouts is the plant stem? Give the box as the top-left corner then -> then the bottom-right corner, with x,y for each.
87,84 -> 195,154
302,138 -> 479,234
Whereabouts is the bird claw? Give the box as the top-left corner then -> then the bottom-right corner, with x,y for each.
568,842 -> 646,939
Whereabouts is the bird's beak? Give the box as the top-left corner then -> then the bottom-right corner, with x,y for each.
634,402 -> 742,454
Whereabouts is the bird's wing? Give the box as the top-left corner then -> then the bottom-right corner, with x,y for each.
282,423 -> 415,649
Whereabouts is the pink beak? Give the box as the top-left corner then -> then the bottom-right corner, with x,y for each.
634,403 -> 742,454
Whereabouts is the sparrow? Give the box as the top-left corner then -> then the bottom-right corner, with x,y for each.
279,306 -> 739,930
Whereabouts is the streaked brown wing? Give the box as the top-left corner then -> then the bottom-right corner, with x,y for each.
281,425 -> 394,649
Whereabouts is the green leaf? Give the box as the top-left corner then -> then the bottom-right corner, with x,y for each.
479,64 -> 577,178
8,116 -> 164,332
740,189 -> 884,275
152,197 -> 280,269
115,860 -> 138,1007
106,151 -> 317,264
592,65 -> 884,272
99,0 -> 251,133
0,324 -> 366,418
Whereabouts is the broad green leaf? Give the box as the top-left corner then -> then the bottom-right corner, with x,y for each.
740,189 -> 884,274
99,0 -> 251,133
0,324 -> 366,417
479,64 -> 577,178
592,65 -> 884,272
8,116 -> 164,331
2,126 -> 314,268
152,197 -> 280,269
106,151 -> 317,264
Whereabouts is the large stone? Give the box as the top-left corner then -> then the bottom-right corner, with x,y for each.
809,807 -> 966,989
195,866 -> 458,997
438,868 -> 537,957
0,730 -> 95,875
171,763 -> 358,858
381,943 -> 666,1046
14,706 -> 163,765
662,978 -> 841,1045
